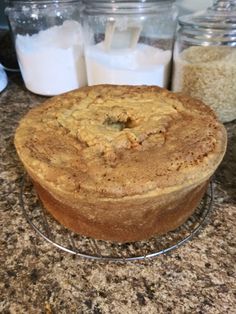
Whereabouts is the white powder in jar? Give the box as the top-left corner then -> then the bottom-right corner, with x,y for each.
15,20 -> 87,96
85,43 -> 172,87
172,46 -> 236,123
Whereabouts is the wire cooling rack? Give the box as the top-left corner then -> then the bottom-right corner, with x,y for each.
20,175 -> 213,262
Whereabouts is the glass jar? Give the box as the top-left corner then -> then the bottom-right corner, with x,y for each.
5,0 -> 87,96
83,0 -> 178,88
172,0 -> 236,123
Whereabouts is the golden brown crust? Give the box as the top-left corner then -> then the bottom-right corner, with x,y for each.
33,178 -> 208,242
14,85 -> 226,198
14,85 -> 227,242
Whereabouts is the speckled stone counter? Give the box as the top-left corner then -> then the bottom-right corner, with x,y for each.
0,75 -> 236,314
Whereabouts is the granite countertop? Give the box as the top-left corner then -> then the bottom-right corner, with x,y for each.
0,74 -> 235,314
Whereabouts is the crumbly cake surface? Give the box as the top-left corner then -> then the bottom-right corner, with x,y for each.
14,85 -> 227,201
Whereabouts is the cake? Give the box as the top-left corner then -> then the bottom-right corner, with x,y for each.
14,85 -> 227,243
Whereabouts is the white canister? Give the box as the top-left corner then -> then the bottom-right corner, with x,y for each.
6,0 -> 87,96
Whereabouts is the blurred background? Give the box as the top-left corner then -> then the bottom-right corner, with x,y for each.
0,0 -> 213,29
0,0 -> 213,73
0,1 -> 8,29
177,0 -> 212,15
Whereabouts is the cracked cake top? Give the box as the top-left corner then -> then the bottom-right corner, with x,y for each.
14,85 -> 227,200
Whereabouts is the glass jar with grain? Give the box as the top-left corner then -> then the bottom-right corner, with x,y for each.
172,0 -> 236,123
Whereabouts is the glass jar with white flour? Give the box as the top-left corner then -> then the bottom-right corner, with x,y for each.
6,0 -> 87,96
83,0 -> 178,88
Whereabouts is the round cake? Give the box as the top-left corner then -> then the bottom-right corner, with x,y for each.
14,85 -> 227,243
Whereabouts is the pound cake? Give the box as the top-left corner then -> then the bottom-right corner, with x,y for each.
14,85 -> 227,242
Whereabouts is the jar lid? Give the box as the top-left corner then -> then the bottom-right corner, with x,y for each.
85,0 -> 174,3
6,0 -> 81,3
179,0 -> 236,30
84,0 -> 175,14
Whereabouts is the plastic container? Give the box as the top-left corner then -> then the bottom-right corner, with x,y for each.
172,0 -> 236,123
5,0 -> 87,96
83,0 -> 178,88
0,64 -> 8,93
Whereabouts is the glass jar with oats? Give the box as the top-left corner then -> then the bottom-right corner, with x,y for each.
172,0 -> 236,123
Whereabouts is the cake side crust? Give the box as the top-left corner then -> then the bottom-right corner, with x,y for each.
33,178 -> 209,243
